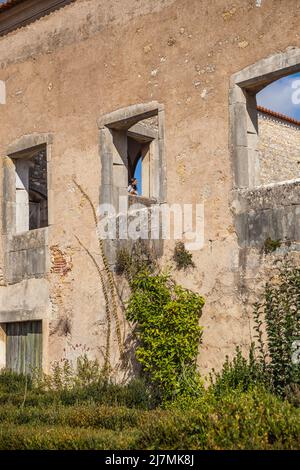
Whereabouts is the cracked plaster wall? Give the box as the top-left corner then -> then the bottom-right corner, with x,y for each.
0,0 -> 299,376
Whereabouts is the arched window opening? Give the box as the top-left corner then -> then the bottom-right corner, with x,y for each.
230,52 -> 300,188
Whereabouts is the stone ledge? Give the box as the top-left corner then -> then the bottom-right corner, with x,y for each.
7,226 -> 48,252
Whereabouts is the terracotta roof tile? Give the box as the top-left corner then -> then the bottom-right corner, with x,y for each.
257,105 -> 300,127
0,0 -> 24,12
0,0 -> 74,35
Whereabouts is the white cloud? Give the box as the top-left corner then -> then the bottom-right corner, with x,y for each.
257,72 -> 300,120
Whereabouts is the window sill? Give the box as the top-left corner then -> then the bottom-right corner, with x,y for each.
128,194 -> 158,207
8,226 -> 48,253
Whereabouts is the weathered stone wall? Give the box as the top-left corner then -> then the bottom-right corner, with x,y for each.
234,181 -> 300,250
258,112 -> 300,185
0,0 -> 299,377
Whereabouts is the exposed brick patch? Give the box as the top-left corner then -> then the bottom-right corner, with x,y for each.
50,245 -> 72,275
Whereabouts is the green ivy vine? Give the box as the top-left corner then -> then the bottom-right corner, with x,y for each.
126,271 -> 205,401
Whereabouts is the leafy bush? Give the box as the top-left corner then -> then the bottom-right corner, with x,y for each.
0,387 -> 299,450
205,387 -> 300,450
126,272 -> 204,401
115,240 -> 156,281
35,356 -> 104,392
263,237 -> 282,254
0,424 -> 138,450
0,403 -> 142,430
209,345 -> 266,396
136,387 -> 300,450
209,265 -> 300,401
0,369 -> 32,394
1,264 -> 299,449
173,241 -> 195,270
253,263 -> 300,396
0,363 -> 154,409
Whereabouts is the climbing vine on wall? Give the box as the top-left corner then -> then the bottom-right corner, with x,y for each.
73,181 -> 205,394
73,180 -> 124,374
126,271 -> 205,401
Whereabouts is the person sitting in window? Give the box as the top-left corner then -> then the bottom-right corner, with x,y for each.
128,177 -> 138,195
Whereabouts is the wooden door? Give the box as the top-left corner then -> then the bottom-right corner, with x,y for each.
6,321 -> 42,375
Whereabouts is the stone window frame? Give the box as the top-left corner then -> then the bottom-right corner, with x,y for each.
3,133 -> 53,236
2,133 -> 53,283
229,48 -> 300,188
97,101 -> 166,209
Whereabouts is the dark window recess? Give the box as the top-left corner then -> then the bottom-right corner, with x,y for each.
29,149 -> 48,230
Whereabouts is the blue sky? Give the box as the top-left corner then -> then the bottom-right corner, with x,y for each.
257,72 -> 300,120
134,157 -> 142,194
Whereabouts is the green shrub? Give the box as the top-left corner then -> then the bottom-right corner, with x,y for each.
0,424 -> 138,450
209,345 -> 267,396
137,387 -> 300,450
1,265 -> 299,449
263,237 -> 282,254
0,365 -> 154,409
205,387 -> 300,450
115,248 -> 132,277
126,272 -> 204,401
209,265 -> 300,401
0,403 -> 142,430
285,383 -> 300,408
173,241 -> 195,270
34,355 -> 104,392
0,369 -> 32,394
115,240 -> 156,281
137,408 -> 208,450
0,386 -> 299,449
253,263 -> 300,396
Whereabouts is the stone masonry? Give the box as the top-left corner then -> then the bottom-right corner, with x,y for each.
258,108 -> 300,185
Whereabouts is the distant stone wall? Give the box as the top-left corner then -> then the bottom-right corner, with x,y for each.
258,112 -> 300,185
